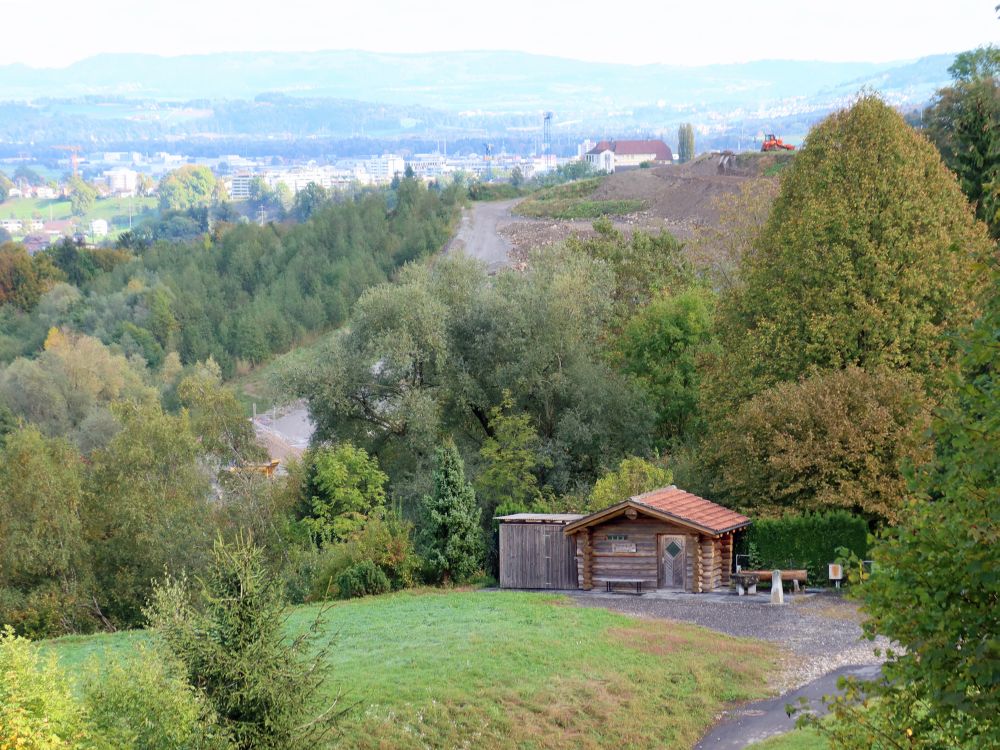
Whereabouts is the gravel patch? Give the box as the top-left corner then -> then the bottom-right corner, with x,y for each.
566,590 -> 888,691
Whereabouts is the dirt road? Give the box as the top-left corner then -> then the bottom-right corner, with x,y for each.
446,198 -> 519,272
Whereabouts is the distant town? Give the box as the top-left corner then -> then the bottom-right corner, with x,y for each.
0,135 -> 680,248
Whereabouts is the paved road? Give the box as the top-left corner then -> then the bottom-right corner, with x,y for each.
445,198 -> 519,272
694,663 -> 882,749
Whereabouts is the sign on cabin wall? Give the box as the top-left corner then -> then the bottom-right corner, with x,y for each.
611,542 -> 637,553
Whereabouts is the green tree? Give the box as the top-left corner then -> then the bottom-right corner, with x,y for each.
303,442 -> 389,543
923,46 -> 1000,237
84,401 -> 213,626
707,95 -> 990,413
177,359 -> 264,464
419,442 -> 483,584
146,535 -> 338,750
707,367 -> 932,522
475,393 -> 550,518
677,123 -> 695,163
291,182 -> 329,222
0,426 -> 92,637
616,286 -> 714,444
68,176 -> 97,216
589,456 -> 672,510
158,166 -> 222,212
565,220 -> 690,323
816,273 -> 1000,748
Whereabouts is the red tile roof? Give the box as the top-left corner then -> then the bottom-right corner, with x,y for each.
586,139 -> 672,161
631,486 -> 750,534
564,485 -> 750,536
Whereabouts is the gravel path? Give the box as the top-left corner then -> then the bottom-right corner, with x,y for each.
445,199 -> 518,272
567,590 -> 888,691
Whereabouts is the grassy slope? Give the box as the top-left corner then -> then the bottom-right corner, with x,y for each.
44,590 -> 780,749
516,177 -> 646,220
0,196 -> 159,233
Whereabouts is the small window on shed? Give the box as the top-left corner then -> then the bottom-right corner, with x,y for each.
607,534 -> 628,541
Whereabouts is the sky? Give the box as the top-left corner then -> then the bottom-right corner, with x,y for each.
0,0 -> 995,68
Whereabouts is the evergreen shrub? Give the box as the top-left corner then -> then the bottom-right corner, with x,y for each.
335,560 -> 391,599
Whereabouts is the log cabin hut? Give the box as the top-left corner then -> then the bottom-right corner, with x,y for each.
564,486 -> 751,592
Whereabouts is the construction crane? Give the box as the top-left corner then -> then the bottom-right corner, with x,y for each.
54,145 -> 82,178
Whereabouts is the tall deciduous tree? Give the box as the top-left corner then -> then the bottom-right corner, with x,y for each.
158,166 -> 224,213
419,442 -> 483,584
0,426 -> 92,636
84,402 -> 213,625
707,367 -> 932,522
818,274 -> 1000,748
707,95 -> 990,414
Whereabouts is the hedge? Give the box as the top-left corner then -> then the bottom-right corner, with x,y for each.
744,511 -> 868,585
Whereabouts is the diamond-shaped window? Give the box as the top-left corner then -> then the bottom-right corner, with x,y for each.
666,541 -> 682,557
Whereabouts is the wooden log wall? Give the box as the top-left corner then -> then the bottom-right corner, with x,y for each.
720,534 -> 733,586
574,516 -> 696,590
699,537 -> 724,591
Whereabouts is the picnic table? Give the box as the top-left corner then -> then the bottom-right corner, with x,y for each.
605,578 -> 646,595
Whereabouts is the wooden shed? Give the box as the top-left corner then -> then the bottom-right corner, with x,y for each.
563,486 -> 751,593
497,514 -> 583,589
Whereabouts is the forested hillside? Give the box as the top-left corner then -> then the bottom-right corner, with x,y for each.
0,176 -> 459,374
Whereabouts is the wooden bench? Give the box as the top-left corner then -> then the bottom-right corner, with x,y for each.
737,569 -> 809,594
604,579 -> 646,595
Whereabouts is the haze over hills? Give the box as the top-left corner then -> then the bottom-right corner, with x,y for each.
0,49 -> 958,153
0,49 -> 954,111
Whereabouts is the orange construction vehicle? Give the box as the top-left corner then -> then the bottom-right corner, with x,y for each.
761,134 -> 795,152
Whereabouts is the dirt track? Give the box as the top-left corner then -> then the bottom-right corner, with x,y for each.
446,199 -> 518,271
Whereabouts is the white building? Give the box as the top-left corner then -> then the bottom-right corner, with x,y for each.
104,167 -> 139,196
0,218 -> 22,233
366,154 -> 406,183
90,219 -> 109,238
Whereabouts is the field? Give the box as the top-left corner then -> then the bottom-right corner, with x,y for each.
0,195 -> 159,235
44,590 -> 781,749
515,178 -> 647,220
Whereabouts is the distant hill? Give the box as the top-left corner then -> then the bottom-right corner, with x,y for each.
0,50 -> 955,114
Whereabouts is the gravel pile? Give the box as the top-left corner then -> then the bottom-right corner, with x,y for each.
568,591 -> 889,691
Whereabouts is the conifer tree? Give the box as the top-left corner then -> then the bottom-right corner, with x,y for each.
419,441 -> 483,584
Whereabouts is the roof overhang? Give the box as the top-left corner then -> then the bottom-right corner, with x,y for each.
563,499 -> 751,538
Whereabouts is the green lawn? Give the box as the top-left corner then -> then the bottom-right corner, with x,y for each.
43,590 -> 781,749
0,196 -> 158,233
516,178 -> 647,220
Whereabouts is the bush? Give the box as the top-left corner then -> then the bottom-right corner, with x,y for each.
0,626 -> 90,749
83,648 -> 228,750
335,560 -> 391,599
744,511 -> 868,583
310,510 -> 419,599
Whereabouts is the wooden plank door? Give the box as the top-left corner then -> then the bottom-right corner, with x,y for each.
659,535 -> 686,589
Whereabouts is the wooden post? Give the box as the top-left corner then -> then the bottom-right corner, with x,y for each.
582,530 -> 593,590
